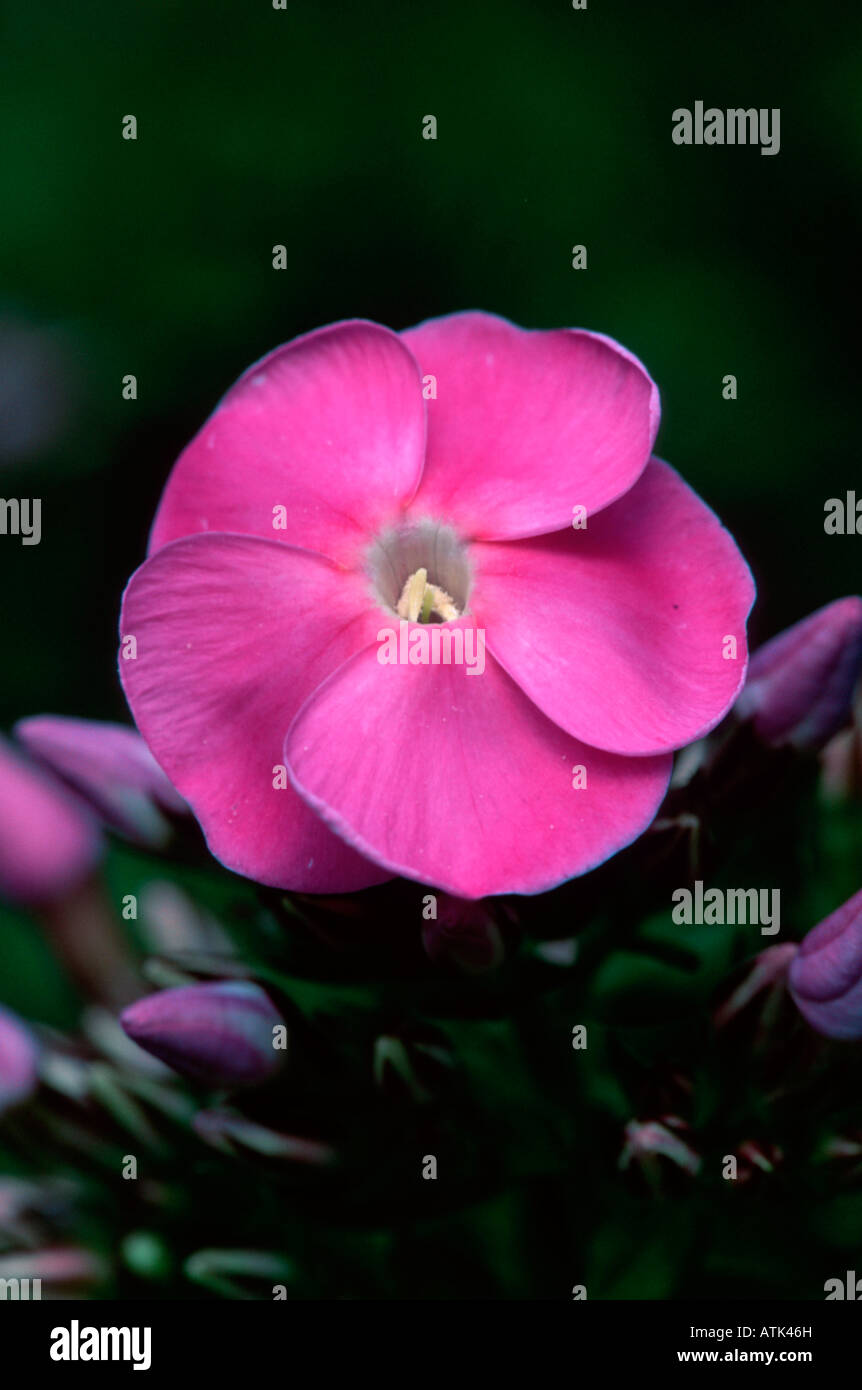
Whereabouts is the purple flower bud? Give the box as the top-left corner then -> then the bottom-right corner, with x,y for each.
789,888 -> 862,1039
422,893 -> 507,972
736,597 -> 862,751
0,735 -> 101,906
0,1006 -> 40,1115
15,715 -> 186,848
120,981 -> 287,1087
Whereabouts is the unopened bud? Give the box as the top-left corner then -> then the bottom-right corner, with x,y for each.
737,597 -> 862,751
15,715 -> 187,848
0,1006 -> 39,1115
121,981 -> 287,1087
422,893 -> 508,972
0,736 -> 100,906
789,887 -> 862,1039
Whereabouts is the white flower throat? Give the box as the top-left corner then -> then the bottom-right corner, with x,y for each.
367,520 -> 471,624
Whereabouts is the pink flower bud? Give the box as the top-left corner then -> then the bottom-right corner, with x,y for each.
737,597 -> 862,751
0,1006 -> 39,1115
120,981 -> 287,1087
789,887 -> 862,1039
0,736 -> 101,906
15,715 -> 186,848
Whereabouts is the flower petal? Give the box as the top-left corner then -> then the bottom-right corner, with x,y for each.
285,640 -> 671,898
400,311 -> 659,540
472,458 -> 755,755
119,534 -> 389,892
149,321 -> 427,565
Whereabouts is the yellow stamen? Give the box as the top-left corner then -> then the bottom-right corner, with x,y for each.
396,568 -> 459,623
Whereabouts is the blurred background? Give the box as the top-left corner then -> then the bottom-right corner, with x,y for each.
1,0 -> 861,1299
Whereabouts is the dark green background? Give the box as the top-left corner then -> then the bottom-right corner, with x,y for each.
1,0 -> 861,1301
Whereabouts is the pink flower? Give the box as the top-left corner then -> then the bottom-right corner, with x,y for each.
119,313 -> 754,898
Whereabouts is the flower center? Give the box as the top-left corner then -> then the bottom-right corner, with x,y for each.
396,568 -> 458,623
367,521 -> 471,623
